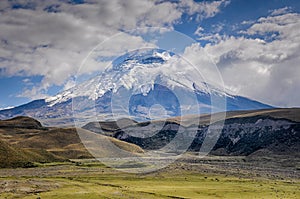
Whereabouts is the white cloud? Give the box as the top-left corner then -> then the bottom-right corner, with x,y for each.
194,26 -> 204,36
180,0 -> 230,20
247,13 -> 300,39
270,6 -> 292,16
0,0 -> 228,100
181,43 -> 224,88
194,23 -> 226,43
17,86 -> 50,100
200,11 -> 300,107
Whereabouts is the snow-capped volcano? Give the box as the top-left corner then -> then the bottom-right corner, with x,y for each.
0,49 -> 273,126
46,49 -> 213,106
46,48 -> 230,120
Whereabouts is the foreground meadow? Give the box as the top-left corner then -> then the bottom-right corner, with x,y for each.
0,159 -> 299,199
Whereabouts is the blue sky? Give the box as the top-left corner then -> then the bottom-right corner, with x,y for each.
0,0 -> 300,109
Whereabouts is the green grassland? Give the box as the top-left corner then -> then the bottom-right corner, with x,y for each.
0,161 -> 299,199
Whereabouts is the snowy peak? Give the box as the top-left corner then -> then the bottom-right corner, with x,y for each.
46,49 -> 223,106
112,49 -> 171,69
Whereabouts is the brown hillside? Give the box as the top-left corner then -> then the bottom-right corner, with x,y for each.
0,139 -> 64,168
0,117 -> 144,167
0,116 -> 43,128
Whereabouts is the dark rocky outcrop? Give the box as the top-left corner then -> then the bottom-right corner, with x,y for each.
83,113 -> 300,157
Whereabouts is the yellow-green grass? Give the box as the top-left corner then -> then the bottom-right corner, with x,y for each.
1,168 -> 299,199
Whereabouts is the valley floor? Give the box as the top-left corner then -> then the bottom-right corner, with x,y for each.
0,155 -> 299,199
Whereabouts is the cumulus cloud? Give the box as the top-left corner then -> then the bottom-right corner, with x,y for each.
270,6 -> 292,16
181,43 -> 225,89
0,0 -> 228,100
179,0 -> 230,20
197,10 -> 300,107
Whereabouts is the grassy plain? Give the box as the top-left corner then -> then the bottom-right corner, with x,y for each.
0,159 -> 299,199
